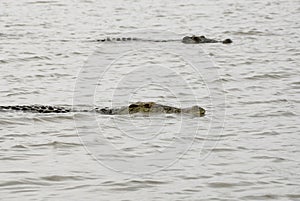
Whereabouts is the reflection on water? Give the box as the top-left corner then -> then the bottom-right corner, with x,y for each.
0,0 -> 299,200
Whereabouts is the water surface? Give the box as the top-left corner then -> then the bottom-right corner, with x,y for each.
0,0 -> 299,200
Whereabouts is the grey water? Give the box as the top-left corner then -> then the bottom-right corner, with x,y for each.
0,0 -> 299,200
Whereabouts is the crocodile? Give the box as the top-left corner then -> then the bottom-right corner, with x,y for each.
0,102 -> 205,117
182,35 -> 232,44
96,35 -> 232,44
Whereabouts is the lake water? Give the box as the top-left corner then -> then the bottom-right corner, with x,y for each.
0,0 -> 299,200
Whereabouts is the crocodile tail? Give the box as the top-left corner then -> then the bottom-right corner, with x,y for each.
98,37 -> 137,42
0,105 -> 71,113
95,107 -> 113,115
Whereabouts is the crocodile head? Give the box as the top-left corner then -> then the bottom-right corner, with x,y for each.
182,36 -> 197,44
182,106 -> 206,116
182,35 -> 209,44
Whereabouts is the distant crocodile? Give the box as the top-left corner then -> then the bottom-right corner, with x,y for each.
96,35 -> 232,44
0,102 -> 205,116
182,35 -> 232,44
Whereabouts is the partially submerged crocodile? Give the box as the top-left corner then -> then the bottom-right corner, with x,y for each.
0,102 -> 205,116
97,35 -> 232,44
182,35 -> 232,44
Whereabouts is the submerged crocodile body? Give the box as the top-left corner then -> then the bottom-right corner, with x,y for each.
97,35 -> 232,44
0,102 -> 205,117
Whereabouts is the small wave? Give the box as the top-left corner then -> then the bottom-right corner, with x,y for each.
211,147 -> 238,152
208,181 -> 252,188
61,184 -> 93,190
0,170 -> 32,174
32,114 -> 74,122
287,194 -> 300,199
239,98 -> 289,105
0,119 -> 31,125
241,194 -> 279,200
40,175 -> 84,182
29,141 -> 81,148
106,179 -> 169,191
26,1 -> 59,4
252,155 -> 287,162
11,144 -> 28,149
1,56 -> 51,64
244,73 -> 291,80
130,179 -> 169,185
253,130 -> 279,136
0,179 -> 50,187
231,30 -> 277,36
0,156 -> 25,161
24,73 -> 72,78
290,81 -> 300,89
249,111 -> 296,117
6,90 -> 40,97
102,179 -> 169,187
0,181 -> 26,187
